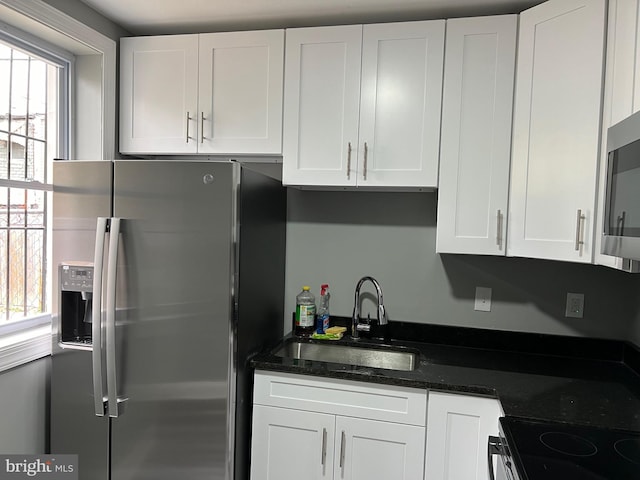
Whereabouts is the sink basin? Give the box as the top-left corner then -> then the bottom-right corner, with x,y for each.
273,340 -> 418,371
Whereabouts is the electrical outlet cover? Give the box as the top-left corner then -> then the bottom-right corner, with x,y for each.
565,293 -> 584,318
474,287 -> 492,312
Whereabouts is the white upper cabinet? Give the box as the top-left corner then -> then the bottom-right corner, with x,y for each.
198,31 -> 284,154
282,26 -> 362,187
436,15 -> 517,255
594,0 -> 640,271
120,35 -> 199,154
508,0 -> 607,263
120,30 -> 284,155
282,21 -> 445,189
358,22 -> 445,188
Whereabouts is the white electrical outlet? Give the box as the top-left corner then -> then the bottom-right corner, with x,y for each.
565,293 -> 584,318
474,287 -> 492,312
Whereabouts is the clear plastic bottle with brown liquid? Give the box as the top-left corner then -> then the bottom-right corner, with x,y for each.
295,286 -> 316,336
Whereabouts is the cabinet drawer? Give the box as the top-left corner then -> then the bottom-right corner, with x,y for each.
253,371 -> 427,426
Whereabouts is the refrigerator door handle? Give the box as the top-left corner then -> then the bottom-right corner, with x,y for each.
106,217 -> 126,417
92,217 -> 108,417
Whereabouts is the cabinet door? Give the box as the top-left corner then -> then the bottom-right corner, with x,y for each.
282,26 -> 362,186
335,416 -> 425,480
594,0 -> 640,271
425,392 -> 503,480
120,35 -> 199,154
436,15 -> 517,254
250,405 -> 335,480
198,30 -> 284,154
508,0 -> 606,262
358,21 -> 445,188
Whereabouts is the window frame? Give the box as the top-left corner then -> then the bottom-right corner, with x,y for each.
0,28 -> 70,327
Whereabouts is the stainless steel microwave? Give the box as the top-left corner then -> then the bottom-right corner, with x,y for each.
603,110 -> 640,261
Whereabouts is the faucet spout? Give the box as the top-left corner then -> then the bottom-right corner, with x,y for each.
352,276 -> 388,339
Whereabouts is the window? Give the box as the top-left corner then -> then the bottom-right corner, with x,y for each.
0,37 -> 68,324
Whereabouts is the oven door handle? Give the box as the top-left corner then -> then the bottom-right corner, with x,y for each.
488,436 -> 502,480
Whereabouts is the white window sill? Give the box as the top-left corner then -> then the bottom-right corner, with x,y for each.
0,315 -> 52,373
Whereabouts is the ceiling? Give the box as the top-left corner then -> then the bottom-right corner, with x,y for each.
79,0 -> 545,35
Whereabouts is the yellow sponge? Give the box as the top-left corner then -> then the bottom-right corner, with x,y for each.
325,326 -> 347,335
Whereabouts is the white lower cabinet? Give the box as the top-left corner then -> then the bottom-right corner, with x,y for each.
250,372 -> 504,480
251,405 -> 335,480
251,405 -> 425,480
250,371 -> 427,480
336,416 -> 426,480
424,391 -> 503,480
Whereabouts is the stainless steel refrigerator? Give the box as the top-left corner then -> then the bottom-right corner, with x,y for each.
50,160 -> 286,480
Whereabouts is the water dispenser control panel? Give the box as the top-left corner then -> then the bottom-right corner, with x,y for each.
61,264 -> 93,292
59,263 -> 94,348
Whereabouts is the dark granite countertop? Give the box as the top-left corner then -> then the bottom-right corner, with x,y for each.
250,321 -> 640,432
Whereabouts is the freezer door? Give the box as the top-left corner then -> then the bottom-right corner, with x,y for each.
50,349 -> 109,480
51,160 -> 112,480
110,161 -> 234,479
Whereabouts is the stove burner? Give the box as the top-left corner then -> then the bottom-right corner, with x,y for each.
539,432 -> 598,457
615,438 -> 640,465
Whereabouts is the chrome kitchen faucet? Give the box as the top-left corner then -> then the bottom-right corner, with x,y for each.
351,276 -> 388,339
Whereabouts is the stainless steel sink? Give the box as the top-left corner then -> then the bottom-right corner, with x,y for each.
273,340 -> 418,371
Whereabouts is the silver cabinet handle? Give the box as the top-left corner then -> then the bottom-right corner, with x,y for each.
575,209 -> 585,251
363,142 -> 368,180
339,431 -> 346,469
496,210 -> 503,248
617,211 -> 626,234
92,217 -> 108,417
186,111 -> 192,143
321,428 -> 327,466
106,217 -> 122,417
487,436 -> 501,480
200,112 -> 205,144
347,142 -> 352,180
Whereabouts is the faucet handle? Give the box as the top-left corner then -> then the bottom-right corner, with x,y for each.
356,323 -> 371,333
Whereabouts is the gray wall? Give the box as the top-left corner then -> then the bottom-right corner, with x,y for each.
285,190 -> 640,342
0,358 -> 50,453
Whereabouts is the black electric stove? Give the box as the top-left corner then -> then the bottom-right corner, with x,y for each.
499,417 -> 640,480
